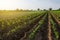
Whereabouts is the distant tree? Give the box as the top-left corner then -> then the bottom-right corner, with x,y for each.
49,8 -> 52,11
58,8 -> 60,10
37,8 -> 40,11
44,9 -> 46,11
16,8 -> 20,11
30,9 -> 33,11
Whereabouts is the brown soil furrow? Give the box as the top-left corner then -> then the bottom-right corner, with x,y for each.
47,13 -> 52,40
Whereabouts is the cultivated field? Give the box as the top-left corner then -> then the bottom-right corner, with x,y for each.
0,10 -> 60,40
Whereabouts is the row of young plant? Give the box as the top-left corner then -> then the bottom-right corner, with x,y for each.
50,13 -> 59,40
26,13 -> 47,40
51,11 -> 60,21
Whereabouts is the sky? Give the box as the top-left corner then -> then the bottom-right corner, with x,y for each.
0,0 -> 60,10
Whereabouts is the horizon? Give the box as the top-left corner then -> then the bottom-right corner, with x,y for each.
0,0 -> 60,10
